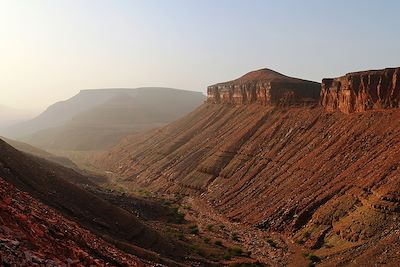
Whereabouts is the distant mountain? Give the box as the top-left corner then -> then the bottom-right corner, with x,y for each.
0,104 -> 34,129
3,88 -> 205,150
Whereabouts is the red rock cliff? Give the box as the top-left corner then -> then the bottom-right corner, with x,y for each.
321,67 -> 400,113
207,68 -> 320,106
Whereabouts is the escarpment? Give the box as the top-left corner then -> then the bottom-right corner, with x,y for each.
321,67 -> 400,113
98,67 -> 400,266
207,68 -> 321,106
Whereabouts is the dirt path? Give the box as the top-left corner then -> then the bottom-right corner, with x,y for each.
181,196 -> 309,266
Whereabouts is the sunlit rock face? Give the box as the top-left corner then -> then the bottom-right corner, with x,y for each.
321,67 -> 400,113
207,68 -> 321,106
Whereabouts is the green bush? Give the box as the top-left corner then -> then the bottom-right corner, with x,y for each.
207,224 -> 213,231
189,225 -> 199,234
190,228 -> 199,234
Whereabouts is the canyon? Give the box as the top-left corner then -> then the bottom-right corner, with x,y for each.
1,67 -> 400,266
97,67 -> 400,266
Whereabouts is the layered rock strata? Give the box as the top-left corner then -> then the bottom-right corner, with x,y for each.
207,68 -> 320,106
321,67 -> 400,113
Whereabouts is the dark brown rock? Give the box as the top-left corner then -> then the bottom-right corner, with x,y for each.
320,67 -> 400,113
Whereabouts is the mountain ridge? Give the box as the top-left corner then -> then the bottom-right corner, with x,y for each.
97,67 -> 400,266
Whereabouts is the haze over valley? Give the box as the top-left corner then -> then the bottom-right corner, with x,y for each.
1,1 -> 400,266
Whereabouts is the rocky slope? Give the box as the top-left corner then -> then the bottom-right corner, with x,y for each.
0,138 -> 187,265
0,177 -> 147,266
321,67 -> 400,113
207,68 -> 320,106
1,136 -> 78,169
98,68 -> 400,266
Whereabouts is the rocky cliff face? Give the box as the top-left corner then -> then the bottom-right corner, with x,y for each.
207,69 -> 320,106
321,67 -> 400,113
98,103 -> 400,266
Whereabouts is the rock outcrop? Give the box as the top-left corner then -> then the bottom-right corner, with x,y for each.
207,68 -> 320,106
321,67 -> 400,113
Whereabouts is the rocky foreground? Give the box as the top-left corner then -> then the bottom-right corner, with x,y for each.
0,177 -> 148,266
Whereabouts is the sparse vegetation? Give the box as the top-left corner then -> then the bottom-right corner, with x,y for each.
223,253 -> 231,260
228,247 -> 243,256
219,224 -> 226,230
303,231 -> 311,239
215,240 -> 223,246
175,232 -> 184,240
176,212 -> 185,223
266,238 -> 278,248
231,232 -> 239,241
303,252 -> 321,266
189,224 -> 199,235
137,189 -> 153,198
296,230 -> 311,245
207,224 -> 214,231
190,244 -> 205,257
204,237 -> 211,244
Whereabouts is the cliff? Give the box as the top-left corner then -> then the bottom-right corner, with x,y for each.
207,68 -> 320,106
321,67 -> 400,113
97,103 -> 400,265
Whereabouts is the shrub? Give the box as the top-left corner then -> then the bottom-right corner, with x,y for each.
303,231 -> 311,239
307,254 -> 321,263
231,232 -> 239,241
176,212 -> 185,223
266,238 -> 278,248
175,232 -> 184,240
229,247 -> 243,256
204,237 -> 211,244
223,253 -> 231,260
207,224 -> 213,231
219,224 -> 226,230
190,228 -> 199,234
189,225 -> 199,234
215,240 -> 223,246
303,253 -> 321,264
190,245 -> 205,256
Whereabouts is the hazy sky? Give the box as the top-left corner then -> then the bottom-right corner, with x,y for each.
1,0 -> 399,111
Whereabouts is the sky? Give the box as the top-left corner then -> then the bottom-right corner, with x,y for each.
0,0 -> 399,112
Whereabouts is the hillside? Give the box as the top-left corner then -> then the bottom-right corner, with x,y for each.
2,88 -> 205,142
23,88 -> 205,151
0,138 -> 188,265
1,136 -> 78,169
0,177 -> 147,266
97,68 -> 400,266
